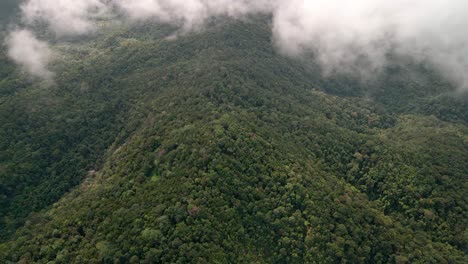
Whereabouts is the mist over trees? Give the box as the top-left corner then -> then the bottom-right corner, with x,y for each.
0,2 -> 466,263
3,0 -> 468,91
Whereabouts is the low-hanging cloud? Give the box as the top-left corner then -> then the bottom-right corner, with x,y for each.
114,0 -> 275,27
6,0 -> 468,91
18,0 -> 275,34
5,29 -> 53,80
21,0 -> 109,36
272,0 -> 468,89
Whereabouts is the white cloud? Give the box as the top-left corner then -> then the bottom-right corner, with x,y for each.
8,0 -> 468,90
20,0 -> 108,36
113,0 -> 275,30
5,29 -> 53,80
272,0 -> 468,89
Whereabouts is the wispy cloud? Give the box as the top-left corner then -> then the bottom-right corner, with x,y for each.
5,29 -> 53,80
272,0 -> 468,90
21,0 -> 109,36
5,0 -> 468,90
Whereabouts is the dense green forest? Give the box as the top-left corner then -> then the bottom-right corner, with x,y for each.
0,15 -> 467,263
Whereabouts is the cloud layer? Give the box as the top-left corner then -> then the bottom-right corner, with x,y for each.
272,0 -> 468,88
4,0 -> 468,90
5,29 -> 53,80
21,0 -> 109,36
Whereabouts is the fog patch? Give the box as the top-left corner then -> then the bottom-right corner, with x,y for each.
5,29 -> 54,81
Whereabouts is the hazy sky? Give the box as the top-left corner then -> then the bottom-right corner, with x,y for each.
4,0 -> 468,90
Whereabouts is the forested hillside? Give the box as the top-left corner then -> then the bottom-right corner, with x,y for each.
0,17 -> 467,263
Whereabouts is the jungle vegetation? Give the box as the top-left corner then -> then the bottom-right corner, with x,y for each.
0,16 -> 467,263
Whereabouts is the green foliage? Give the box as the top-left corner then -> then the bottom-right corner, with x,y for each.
0,19 -> 466,263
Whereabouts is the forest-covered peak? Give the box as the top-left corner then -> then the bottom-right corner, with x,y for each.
0,2 -> 467,263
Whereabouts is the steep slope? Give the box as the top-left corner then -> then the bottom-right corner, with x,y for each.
0,44 -> 133,239
0,19 -> 467,263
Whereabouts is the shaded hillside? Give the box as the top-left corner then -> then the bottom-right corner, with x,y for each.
0,19 -> 467,263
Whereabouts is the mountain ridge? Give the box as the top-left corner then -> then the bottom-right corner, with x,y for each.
0,18 -> 467,263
